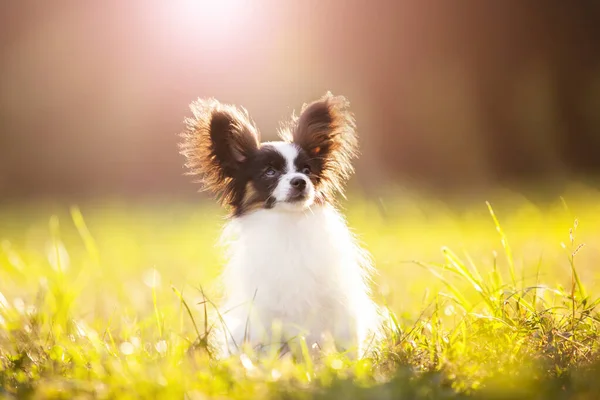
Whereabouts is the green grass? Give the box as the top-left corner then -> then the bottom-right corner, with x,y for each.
2,188 -> 600,399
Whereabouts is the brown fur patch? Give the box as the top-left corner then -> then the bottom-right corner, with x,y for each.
239,181 -> 265,213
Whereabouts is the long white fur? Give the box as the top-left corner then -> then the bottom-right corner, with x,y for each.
213,142 -> 381,358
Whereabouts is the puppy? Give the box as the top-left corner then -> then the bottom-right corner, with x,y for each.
180,92 -> 381,359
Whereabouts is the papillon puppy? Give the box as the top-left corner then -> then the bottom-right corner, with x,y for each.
180,92 -> 381,359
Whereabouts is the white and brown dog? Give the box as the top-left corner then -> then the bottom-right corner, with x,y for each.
180,93 -> 381,358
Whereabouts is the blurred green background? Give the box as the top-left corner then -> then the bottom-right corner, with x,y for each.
2,3 -> 600,397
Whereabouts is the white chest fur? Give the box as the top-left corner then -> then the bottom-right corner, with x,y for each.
215,204 -> 379,357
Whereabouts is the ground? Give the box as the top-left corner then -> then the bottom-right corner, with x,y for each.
1,186 -> 600,399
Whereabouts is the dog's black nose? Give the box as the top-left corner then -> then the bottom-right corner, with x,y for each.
290,177 -> 306,191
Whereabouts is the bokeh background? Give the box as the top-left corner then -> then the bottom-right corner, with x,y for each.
2,7 -> 600,394
1,0 -> 600,202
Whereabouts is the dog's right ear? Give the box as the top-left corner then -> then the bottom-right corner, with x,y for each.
179,98 -> 260,203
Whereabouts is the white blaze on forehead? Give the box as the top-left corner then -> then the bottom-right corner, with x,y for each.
262,141 -> 315,208
263,141 -> 298,173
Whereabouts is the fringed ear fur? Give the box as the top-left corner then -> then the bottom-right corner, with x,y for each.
179,98 -> 260,205
279,92 -> 359,199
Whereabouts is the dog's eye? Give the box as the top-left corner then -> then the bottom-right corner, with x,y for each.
301,165 -> 311,175
264,167 -> 277,177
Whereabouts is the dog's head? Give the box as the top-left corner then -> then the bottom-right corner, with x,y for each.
179,92 -> 358,216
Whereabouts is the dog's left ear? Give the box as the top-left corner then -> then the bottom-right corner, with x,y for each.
281,92 -> 358,197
